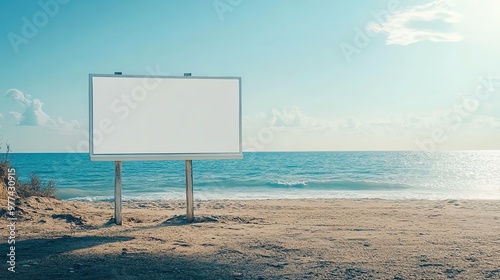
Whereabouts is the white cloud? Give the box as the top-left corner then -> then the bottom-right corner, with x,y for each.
9,112 -> 22,122
246,108 -> 428,135
242,105 -> 500,150
268,106 -> 334,132
337,116 -> 361,132
4,88 -> 83,132
472,115 -> 500,129
368,0 -> 463,45
5,88 -> 32,106
46,117 -> 85,132
19,99 -> 51,126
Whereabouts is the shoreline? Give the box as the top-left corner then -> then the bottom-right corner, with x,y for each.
60,193 -> 500,202
1,197 -> 499,279
70,197 -> 500,201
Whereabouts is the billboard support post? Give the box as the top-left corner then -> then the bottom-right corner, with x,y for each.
114,161 -> 123,225
185,160 -> 194,223
113,71 -> 123,226
184,72 -> 194,223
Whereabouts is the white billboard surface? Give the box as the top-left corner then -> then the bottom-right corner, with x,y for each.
89,74 -> 242,161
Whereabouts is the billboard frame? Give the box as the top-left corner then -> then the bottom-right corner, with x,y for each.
89,73 -> 242,161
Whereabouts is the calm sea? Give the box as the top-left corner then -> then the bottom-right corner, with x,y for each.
6,151 -> 500,201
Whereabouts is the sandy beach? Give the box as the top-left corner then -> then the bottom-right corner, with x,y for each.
1,198 -> 499,279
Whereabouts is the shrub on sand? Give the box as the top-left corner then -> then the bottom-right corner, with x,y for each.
0,149 -> 57,200
16,173 -> 57,199
0,160 -> 10,201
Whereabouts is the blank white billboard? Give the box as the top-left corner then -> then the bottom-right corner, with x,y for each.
89,74 -> 242,161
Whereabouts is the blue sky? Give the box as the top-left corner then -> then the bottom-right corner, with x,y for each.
1,0 -> 499,152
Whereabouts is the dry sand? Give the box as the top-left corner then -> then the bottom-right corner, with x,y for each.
1,197 -> 499,279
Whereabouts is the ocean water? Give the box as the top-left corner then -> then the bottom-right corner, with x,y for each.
5,151 -> 500,201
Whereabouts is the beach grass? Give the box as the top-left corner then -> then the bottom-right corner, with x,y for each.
0,154 -> 57,202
